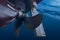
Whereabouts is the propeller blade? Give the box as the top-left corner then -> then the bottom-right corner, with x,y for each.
24,14 -> 43,29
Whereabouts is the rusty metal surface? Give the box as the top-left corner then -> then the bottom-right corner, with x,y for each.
0,4 -> 17,27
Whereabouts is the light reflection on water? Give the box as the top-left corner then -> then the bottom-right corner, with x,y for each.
38,0 -> 60,20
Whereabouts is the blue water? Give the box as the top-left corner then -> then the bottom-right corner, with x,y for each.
0,0 -> 60,40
